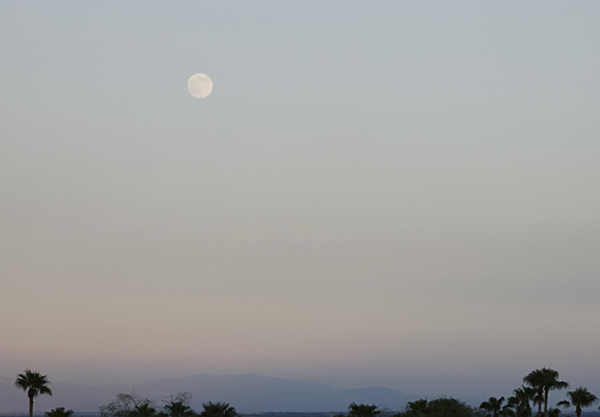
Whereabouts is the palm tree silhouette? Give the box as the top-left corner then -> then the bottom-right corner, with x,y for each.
163,401 -> 195,417
15,369 -> 53,417
479,396 -> 513,417
523,369 -> 545,417
45,408 -> 74,417
508,387 -> 534,417
347,403 -> 382,417
557,387 -> 599,417
523,368 -> 568,417
130,402 -> 159,417
199,402 -> 237,417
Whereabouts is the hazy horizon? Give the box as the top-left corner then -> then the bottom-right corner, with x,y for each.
0,369 -> 589,409
2,1 -> 599,403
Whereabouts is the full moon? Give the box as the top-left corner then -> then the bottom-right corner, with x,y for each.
187,73 -> 213,98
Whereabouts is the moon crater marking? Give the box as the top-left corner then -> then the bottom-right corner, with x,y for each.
188,73 -> 213,98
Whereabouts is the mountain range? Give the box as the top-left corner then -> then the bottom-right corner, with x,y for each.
0,373 -> 418,413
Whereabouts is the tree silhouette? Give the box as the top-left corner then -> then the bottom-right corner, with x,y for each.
523,368 -> 568,417
199,402 -> 237,417
394,397 -> 482,417
402,399 -> 429,417
508,387 -> 534,417
523,370 -> 545,417
426,397 -> 482,417
407,400 -> 429,413
162,392 -> 196,417
15,369 -> 53,417
557,387 -> 599,417
45,408 -> 74,417
347,403 -> 382,417
130,402 -> 158,417
479,397 -> 514,417
100,393 -> 148,417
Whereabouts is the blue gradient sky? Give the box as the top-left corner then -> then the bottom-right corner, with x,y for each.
1,1 -> 599,399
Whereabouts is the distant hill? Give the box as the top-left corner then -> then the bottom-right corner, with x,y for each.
0,373 -> 418,414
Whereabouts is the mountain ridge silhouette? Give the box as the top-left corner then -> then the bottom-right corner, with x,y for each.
0,373 -> 418,413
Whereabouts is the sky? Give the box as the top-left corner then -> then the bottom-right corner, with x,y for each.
1,1 -> 599,401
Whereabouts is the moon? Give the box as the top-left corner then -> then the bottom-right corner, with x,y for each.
187,73 -> 213,98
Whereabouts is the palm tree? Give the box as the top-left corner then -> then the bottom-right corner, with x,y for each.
130,402 -> 158,417
165,401 -> 196,417
523,369 -> 545,417
508,387 -> 534,417
15,369 -> 53,417
46,408 -> 74,417
557,387 -> 599,417
523,368 -> 568,417
163,401 -> 196,417
480,397 -> 514,417
160,392 -> 195,417
347,403 -> 382,417
199,402 -> 237,417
